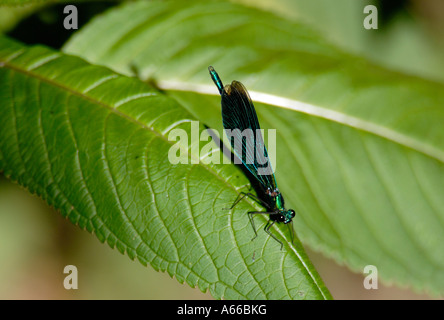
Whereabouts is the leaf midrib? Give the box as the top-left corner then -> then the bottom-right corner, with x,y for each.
158,79 -> 444,164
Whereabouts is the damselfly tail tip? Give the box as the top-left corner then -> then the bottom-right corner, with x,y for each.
208,66 -> 224,94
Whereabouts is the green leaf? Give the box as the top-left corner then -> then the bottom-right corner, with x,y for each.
0,35 -> 331,299
63,0 -> 444,296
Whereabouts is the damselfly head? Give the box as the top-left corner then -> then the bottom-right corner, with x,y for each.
272,209 -> 294,224
285,209 -> 296,224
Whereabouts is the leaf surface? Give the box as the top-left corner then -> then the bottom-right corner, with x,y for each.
0,35 -> 330,299
64,0 -> 444,295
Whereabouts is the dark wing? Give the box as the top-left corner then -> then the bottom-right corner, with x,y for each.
221,80 -> 277,192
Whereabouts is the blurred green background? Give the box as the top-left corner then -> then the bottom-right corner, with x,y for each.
1,0 -> 443,299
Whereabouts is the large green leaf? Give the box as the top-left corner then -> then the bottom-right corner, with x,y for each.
63,0 -> 444,295
0,35 -> 330,299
